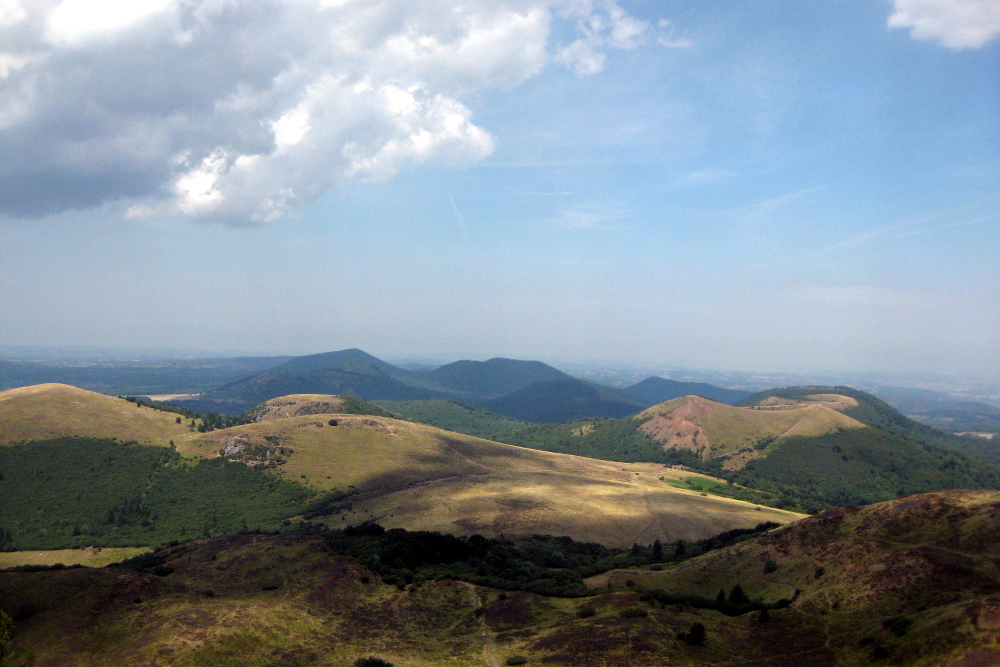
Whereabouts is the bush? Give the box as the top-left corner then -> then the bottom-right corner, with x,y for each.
681,622 -> 706,646
576,606 -> 596,618
505,657 -> 528,666
620,607 -> 648,618
354,658 -> 393,667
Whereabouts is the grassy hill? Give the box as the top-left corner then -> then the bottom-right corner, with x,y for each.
480,378 -> 646,423
0,437 -> 312,550
373,398 -> 529,441
179,413 -> 802,547
0,384 -> 803,551
622,377 -> 752,406
0,384 -> 192,447
740,385 -> 1000,463
595,489 -> 1000,665
2,493 -> 999,666
246,394 -> 394,421
420,358 -> 572,398
504,394 -> 1000,513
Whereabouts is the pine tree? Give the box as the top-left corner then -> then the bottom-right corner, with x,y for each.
729,584 -> 750,607
684,622 -> 706,646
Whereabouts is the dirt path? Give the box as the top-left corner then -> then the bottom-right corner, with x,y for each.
390,587 -> 409,619
775,405 -> 822,440
459,581 -> 501,667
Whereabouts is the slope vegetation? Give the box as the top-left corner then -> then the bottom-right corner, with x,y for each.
422,358 -> 572,398
246,394 -> 393,421
505,394 -> 1000,513
481,378 -> 646,423
374,398 -> 529,441
0,384 -> 191,446
740,385 -> 1000,462
635,395 -> 865,466
180,413 -> 802,547
3,495 -> 999,666
597,490 -> 1000,665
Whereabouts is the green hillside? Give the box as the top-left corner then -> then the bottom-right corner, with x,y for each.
0,437 -> 311,550
373,398 -> 529,441
173,365 -> 449,415
481,378 -> 646,423
421,358 -> 572,398
501,394 -> 1000,513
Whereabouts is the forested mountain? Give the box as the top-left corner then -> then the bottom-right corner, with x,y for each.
480,378 -> 647,423
420,357 -> 572,398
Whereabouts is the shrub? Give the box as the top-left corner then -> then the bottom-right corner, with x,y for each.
354,658 -> 393,667
620,607 -> 648,618
682,622 -> 706,646
576,606 -> 596,618
505,657 -> 527,666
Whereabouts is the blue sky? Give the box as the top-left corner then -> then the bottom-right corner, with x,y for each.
1,0 -> 998,377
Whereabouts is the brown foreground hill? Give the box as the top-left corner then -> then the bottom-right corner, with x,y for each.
2,490 -> 999,666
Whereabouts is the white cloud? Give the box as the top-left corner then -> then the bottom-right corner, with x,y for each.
0,0 -> 660,224
889,0 -> 1000,49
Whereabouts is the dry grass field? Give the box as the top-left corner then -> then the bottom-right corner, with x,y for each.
183,414 -> 804,546
0,547 -> 149,569
0,384 -> 192,447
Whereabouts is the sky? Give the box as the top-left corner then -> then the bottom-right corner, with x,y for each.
1,0 -> 998,377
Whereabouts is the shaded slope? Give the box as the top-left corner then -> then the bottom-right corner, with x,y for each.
598,490 -> 1000,665
5,498 -> 1000,666
622,377 -> 751,406
374,398 -> 529,441
0,437 -> 311,550
0,383 -> 191,447
480,378 -> 646,423
272,348 -> 408,377
423,358 -> 572,398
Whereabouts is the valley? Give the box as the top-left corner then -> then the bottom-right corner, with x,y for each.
1,349 -> 999,666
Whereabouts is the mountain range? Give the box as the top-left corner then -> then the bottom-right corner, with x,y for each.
167,348 -> 749,423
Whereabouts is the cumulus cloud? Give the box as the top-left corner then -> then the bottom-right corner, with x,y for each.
0,0 -> 659,224
889,0 -> 1000,49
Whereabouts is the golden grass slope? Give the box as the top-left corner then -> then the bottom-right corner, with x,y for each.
182,414 -> 803,547
0,384 -> 192,447
635,395 -> 865,467
0,547 -> 148,569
